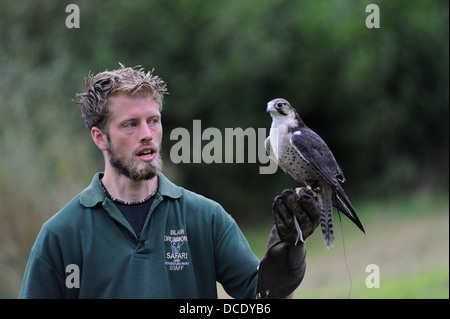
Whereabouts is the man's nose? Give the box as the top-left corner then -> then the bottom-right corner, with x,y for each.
138,122 -> 153,142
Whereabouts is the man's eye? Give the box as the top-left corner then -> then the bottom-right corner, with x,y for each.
124,122 -> 136,128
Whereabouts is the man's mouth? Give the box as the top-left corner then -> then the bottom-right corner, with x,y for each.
136,147 -> 157,162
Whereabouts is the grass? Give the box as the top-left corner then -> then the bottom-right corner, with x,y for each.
293,265 -> 449,299
219,192 -> 449,299
358,266 -> 449,299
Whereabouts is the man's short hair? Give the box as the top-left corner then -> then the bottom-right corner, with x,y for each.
74,63 -> 167,131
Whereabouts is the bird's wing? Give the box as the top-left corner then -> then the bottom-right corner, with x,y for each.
290,129 -> 365,233
264,136 -> 276,163
289,129 -> 343,188
333,182 -> 365,233
264,136 -> 271,156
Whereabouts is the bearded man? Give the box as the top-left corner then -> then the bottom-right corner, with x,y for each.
19,65 -> 320,299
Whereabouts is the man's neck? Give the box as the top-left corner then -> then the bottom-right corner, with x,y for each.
101,167 -> 158,203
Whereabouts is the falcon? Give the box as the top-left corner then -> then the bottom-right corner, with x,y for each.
265,98 -> 365,249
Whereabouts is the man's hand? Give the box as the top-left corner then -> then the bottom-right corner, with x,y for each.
272,187 -> 320,245
256,187 -> 320,299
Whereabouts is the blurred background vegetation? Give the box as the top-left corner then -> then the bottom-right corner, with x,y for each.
0,0 -> 448,298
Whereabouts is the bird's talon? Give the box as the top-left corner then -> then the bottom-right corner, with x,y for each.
305,185 -> 318,198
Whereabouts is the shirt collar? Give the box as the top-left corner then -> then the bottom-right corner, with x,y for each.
157,172 -> 182,199
80,172 -> 182,208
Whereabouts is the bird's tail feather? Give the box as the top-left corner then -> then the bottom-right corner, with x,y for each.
317,195 -> 334,249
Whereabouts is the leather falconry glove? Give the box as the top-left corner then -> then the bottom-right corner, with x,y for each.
256,187 -> 320,299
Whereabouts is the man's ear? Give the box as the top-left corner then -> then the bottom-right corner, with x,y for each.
91,127 -> 108,151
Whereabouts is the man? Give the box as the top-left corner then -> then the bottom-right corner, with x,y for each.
19,65 -> 320,299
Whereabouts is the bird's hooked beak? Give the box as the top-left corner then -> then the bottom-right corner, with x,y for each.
266,101 -> 276,114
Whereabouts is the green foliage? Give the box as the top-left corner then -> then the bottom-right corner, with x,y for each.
1,0 -> 448,222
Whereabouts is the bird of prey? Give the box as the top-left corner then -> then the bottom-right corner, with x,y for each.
265,98 -> 364,249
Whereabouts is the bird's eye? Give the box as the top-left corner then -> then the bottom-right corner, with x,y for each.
276,103 -> 284,108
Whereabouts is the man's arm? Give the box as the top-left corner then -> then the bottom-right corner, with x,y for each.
19,247 -> 66,299
256,187 -> 320,299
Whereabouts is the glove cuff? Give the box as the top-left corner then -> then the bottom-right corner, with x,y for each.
256,225 -> 307,299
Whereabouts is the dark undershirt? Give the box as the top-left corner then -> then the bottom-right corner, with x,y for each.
113,198 -> 155,239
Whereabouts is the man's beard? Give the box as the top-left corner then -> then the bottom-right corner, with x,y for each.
107,140 -> 163,181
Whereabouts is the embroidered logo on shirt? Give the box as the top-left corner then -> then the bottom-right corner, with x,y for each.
164,229 -> 189,271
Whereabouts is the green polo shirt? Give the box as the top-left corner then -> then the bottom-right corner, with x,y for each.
19,173 -> 259,299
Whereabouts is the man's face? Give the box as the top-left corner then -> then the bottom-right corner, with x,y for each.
105,93 -> 163,181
